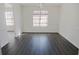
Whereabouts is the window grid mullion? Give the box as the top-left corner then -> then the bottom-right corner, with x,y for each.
39,10 -> 41,26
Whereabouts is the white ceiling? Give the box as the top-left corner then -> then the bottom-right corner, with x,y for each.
20,3 -> 62,7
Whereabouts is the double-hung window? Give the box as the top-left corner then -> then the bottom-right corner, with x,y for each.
5,4 -> 14,26
5,11 -> 14,26
33,10 -> 48,27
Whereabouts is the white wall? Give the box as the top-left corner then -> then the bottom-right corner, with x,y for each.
22,4 -> 60,32
13,4 -> 22,37
0,4 -> 9,48
0,4 -> 22,55
59,4 -> 79,48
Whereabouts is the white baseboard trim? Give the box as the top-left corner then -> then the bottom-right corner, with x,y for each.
59,33 -> 78,49
0,48 -> 2,55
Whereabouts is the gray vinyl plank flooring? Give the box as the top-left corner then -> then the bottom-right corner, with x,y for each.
1,33 -> 78,55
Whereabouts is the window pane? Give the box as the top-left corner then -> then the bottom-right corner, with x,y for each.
40,19 -> 47,24
40,23 -> 47,27
40,15 -> 48,27
41,11 -> 48,15
41,15 -> 48,19
33,20 -> 40,24
33,15 -> 40,22
6,15 -> 13,18
6,18 -> 14,22
33,14 -> 40,27
33,11 -> 40,15
6,21 -> 14,26
6,22 -> 14,26
6,21 -> 14,23
5,12 -> 13,19
33,24 -> 39,27
5,12 -> 13,16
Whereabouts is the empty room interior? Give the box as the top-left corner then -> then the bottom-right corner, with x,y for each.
0,3 -> 79,55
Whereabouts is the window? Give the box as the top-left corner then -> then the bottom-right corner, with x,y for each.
5,4 -> 14,26
5,11 -> 14,26
33,10 -> 48,27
